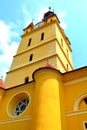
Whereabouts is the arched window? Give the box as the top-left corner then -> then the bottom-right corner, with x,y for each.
25,77 -> 29,83
29,54 -> 33,61
84,122 -> 87,129
28,38 -> 32,46
66,48 -> 69,57
61,38 -> 63,47
41,32 -> 44,40
74,94 -> 87,111
66,64 -> 69,71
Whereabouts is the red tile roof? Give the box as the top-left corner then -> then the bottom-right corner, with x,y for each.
23,22 -> 34,31
44,63 -> 55,68
0,79 -> 5,89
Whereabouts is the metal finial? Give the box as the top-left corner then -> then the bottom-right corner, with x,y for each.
1,76 -> 3,79
49,7 -> 51,10
47,59 -> 49,64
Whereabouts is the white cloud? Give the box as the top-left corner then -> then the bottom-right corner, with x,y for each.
36,8 -> 49,22
22,4 -> 50,24
0,67 -> 9,80
0,41 -> 18,63
0,20 -> 19,79
0,21 -> 11,44
58,11 -> 66,20
59,22 -> 67,30
22,4 -> 32,26
57,11 -> 67,30
36,8 -> 67,30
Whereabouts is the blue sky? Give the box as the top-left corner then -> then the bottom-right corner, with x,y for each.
0,0 -> 87,79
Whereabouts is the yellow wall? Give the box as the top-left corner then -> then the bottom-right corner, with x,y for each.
32,68 -> 66,130
0,82 -> 34,130
1,67 -> 67,130
64,67 -> 87,130
1,66 -> 87,130
5,16 -> 73,88
3,11 -> 87,130
16,23 -> 56,55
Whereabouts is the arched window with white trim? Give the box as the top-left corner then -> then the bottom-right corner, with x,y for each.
74,94 -> 87,111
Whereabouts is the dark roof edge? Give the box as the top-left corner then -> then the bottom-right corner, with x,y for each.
1,66 -> 87,91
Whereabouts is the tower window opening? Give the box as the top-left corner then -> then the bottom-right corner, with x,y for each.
61,38 -> 63,47
66,49 -> 69,57
84,123 -> 87,129
66,64 -> 69,71
84,98 -> 87,104
25,77 -> 29,83
29,54 -> 33,61
28,38 -> 32,46
41,32 -> 44,40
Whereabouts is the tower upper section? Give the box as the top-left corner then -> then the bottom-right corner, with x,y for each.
16,11 -> 60,55
5,10 -> 74,88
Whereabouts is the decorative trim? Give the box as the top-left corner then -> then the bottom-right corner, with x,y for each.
56,54 -> 67,71
0,116 -> 32,124
15,37 -> 55,57
34,66 -> 62,81
7,37 -> 58,73
7,51 -> 61,74
7,91 -> 31,118
66,110 -> 87,116
56,38 -> 73,70
64,77 -> 87,86
21,20 -> 56,38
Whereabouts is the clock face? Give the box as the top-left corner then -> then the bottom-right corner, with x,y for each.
35,22 -> 44,28
14,98 -> 29,116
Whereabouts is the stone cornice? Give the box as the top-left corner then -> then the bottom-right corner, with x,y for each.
63,66 -> 87,82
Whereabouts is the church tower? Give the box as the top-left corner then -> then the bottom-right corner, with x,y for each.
1,10 -> 87,130
4,10 -> 73,88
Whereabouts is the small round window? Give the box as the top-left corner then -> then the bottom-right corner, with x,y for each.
7,92 -> 30,117
14,98 -> 29,116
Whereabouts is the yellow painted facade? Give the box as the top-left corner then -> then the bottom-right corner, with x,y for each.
0,11 -> 87,130
4,11 -> 73,88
